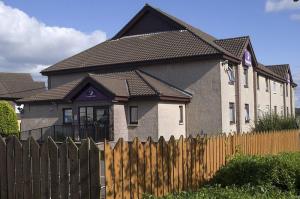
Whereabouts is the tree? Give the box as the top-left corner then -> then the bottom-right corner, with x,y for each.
0,101 -> 19,136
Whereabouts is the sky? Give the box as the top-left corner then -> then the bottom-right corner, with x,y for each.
0,0 -> 300,106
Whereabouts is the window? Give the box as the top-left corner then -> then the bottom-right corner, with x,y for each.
129,106 -> 138,124
274,106 -> 277,115
287,107 -> 289,116
243,68 -> 248,87
229,103 -> 235,124
63,108 -> 73,124
257,75 -> 260,90
265,78 -> 269,92
280,84 -> 283,96
245,104 -> 250,123
227,65 -> 235,84
286,84 -> 289,97
179,105 -> 184,124
272,81 -> 277,93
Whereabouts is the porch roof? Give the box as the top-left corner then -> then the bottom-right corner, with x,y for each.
18,70 -> 191,103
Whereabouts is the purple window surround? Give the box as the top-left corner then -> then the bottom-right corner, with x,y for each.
75,86 -> 111,101
243,50 -> 252,67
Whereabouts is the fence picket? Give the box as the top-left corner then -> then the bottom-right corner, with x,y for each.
90,139 -> 100,199
6,136 -> 15,199
113,139 -> 123,199
0,136 -> 7,199
105,141 -> 114,199
48,138 -> 59,199
23,138 -> 32,199
31,138 -> 41,199
40,141 -> 49,199
68,139 -> 80,199
15,138 -> 23,199
122,140 -> 130,199
79,139 -> 90,199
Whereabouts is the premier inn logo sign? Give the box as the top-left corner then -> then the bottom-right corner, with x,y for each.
243,50 -> 252,67
86,88 -> 96,98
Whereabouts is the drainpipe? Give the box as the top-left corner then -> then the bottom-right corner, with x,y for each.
235,65 -> 241,133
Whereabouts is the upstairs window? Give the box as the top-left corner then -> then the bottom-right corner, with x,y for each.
229,103 -> 235,124
272,81 -> 277,93
243,68 -> 249,88
63,108 -> 73,124
280,84 -> 283,96
227,65 -> 235,84
286,84 -> 289,97
265,78 -> 269,92
129,106 -> 138,124
245,104 -> 250,123
179,106 -> 184,124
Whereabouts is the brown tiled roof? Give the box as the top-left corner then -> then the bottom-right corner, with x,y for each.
42,30 -> 223,74
19,70 -> 191,103
265,65 -> 289,79
214,36 -> 249,58
42,5 -> 240,74
256,63 -> 286,81
0,73 -> 45,100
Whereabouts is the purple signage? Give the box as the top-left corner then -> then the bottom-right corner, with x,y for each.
243,50 -> 252,66
75,86 -> 110,101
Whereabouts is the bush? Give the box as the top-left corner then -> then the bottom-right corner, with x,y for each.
144,185 -> 298,199
253,113 -> 299,132
0,101 -> 19,136
211,153 -> 300,193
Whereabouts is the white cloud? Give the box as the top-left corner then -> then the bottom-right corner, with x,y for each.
0,1 -> 106,81
265,0 -> 300,12
290,13 -> 300,20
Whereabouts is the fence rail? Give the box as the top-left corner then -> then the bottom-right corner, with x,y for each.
104,130 -> 300,199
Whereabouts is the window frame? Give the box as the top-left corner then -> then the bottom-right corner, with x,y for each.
243,67 -> 249,88
179,105 -> 184,125
63,108 -> 73,125
227,65 -> 235,85
129,106 -> 138,125
244,104 -> 250,123
229,102 -> 235,125
265,78 -> 269,92
286,84 -> 289,97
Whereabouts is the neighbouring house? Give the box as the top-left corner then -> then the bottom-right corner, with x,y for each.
0,73 -> 45,128
18,4 -> 297,142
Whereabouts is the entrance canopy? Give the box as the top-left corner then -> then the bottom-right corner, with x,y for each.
18,70 -> 192,104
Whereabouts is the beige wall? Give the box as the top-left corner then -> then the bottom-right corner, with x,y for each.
256,74 -> 271,117
113,103 -> 129,141
220,62 -> 237,133
157,102 -> 186,140
126,100 -> 159,141
141,59 -> 222,135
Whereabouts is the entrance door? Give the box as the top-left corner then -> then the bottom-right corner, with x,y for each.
78,106 -> 109,141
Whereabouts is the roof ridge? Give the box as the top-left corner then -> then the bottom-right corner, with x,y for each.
135,70 -> 160,95
215,36 -> 250,41
137,70 -> 192,97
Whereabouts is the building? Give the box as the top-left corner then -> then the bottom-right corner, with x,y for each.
19,4 -> 297,142
0,73 -> 45,127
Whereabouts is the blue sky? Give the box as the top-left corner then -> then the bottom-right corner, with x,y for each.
1,0 -> 300,105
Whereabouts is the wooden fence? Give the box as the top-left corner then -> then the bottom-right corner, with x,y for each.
0,136 -> 101,199
104,130 -> 300,199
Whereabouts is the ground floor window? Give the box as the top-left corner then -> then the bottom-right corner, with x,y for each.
245,104 -> 250,123
229,102 -> 235,124
63,108 -> 73,124
287,107 -> 289,116
129,106 -> 138,124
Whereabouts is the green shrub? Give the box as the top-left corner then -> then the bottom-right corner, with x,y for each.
211,153 -> 300,193
254,113 -> 299,132
144,185 -> 298,199
0,101 -> 19,136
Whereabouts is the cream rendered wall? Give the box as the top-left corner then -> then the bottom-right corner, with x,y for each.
220,63 -> 237,133
141,59 -> 222,135
238,64 -> 255,132
113,104 -> 129,141
285,83 -> 291,116
256,75 -> 271,117
292,87 -> 296,116
157,102 -> 186,140
126,101 -> 159,141
270,80 -> 284,116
